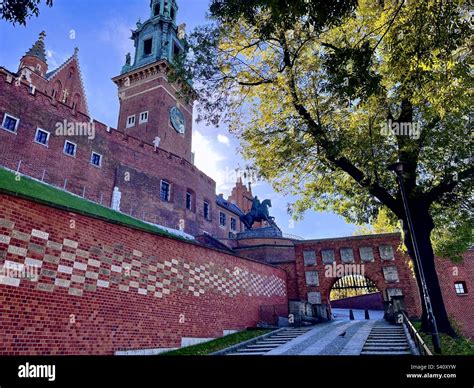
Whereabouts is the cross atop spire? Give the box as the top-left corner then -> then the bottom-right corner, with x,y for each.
25,31 -> 47,63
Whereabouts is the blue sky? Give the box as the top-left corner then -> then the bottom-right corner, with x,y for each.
0,0 -> 358,239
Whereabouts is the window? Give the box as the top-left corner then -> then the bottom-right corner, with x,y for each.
1,113 -> 19,133
72,94 -> 81,111
63,140 -> 77,157
139,111 -> 149,124
143,38 -> 153,56
454,281 -> 467,295
34,128 -> 49,146
160,180 -> 170,202
154,4 -> 160,16
52,80 -> 62,100
91,152 -> 102,167
186,191 -> 192,211
173,42 -> 181,59
126,115 -> 135,128
219,212 -> 226,227
203,201 -> 210,220
230,217 -> 237,232
170,7 -> 176,20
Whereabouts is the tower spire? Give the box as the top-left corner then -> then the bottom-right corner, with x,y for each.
19,31 -> 48,76
25,31 -> 47,62
120,0 -> 184,74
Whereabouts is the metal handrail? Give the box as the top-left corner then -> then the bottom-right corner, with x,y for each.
401,311 -> 433,356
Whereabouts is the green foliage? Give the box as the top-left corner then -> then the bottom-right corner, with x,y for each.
431,206 -> 473,262
209,0 -> 357,37
413,320 -> 474,355
354,207 -> 400,235
160,329 -> 273,355
0,0 -> 53,25
182,0 -> 473,261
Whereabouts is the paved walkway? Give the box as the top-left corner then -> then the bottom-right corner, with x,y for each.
267,310 -> 385,356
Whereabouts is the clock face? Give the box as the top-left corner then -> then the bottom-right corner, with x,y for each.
170,106 -> 186,134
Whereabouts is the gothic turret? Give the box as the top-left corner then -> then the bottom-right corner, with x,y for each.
112,0 -> 193,162
121,0 -> 185,74
19,31 -> 48,77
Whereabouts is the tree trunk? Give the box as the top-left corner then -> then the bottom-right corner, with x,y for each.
402,202 -> 457,337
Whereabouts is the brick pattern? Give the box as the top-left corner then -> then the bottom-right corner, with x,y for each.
0,194 -> 287,355
294,235 -> 422,317
0,224 -> 285,299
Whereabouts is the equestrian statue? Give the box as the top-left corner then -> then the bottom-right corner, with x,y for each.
240,196 -> 277,230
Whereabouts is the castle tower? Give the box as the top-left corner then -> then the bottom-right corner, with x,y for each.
228,177 -> 254,214
19,31 -> 48,77
112,0 -> 193,162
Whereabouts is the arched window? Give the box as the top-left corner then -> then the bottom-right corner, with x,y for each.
51,80 -> 62,99
68,67 -> 75,79
72,93 -> 81,111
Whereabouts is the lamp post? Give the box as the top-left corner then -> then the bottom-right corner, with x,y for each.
388,162 -> 442,354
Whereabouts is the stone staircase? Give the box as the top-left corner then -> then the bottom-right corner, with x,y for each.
361,321 -> 412,355
228,327 -> 314,356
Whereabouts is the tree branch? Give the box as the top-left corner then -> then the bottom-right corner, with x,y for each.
280,32 -> 400,215
424,164 -> 474,204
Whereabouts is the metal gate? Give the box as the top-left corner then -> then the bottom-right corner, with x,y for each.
330,275 -> 378,300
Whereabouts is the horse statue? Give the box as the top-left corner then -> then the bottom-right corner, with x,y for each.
240,196 -> 276,230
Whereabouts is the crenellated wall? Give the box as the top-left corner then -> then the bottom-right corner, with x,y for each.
0,70 -> 224,237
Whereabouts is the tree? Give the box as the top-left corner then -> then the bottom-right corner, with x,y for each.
180,0 -> 473,336
0,0 -> 53,25
354,207 -> 400,235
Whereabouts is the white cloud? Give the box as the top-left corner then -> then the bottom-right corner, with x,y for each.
193,130 -> 229,193
46,49 -> 67,71
217,134 -> 230,146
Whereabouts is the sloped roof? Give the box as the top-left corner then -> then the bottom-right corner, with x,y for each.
46,48 -> 90,116
216,195 -> 244,216
25,31 -> 47,62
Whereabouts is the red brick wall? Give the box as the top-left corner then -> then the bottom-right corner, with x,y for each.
277,262 -> 300,301
0,70 -> 224,237
435,251 -> 474,338
294,234 -> 422,317
115,67 -> 193,162
0,194 -> 287,355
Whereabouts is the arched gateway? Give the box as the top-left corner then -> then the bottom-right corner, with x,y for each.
293,233 -> 421,318
329,274 -> 384,312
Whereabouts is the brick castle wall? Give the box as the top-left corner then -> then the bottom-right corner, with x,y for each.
294,234 -> 422,317
0,71 -> 224,237
0,193 -> 287,355
434,251 -> 474,338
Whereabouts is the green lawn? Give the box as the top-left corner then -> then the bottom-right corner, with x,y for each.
0,167 -> 184,241
161,329 -> 274,355
413,321 -> 474,355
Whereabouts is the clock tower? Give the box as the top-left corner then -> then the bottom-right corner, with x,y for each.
112,0 -> 193,162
